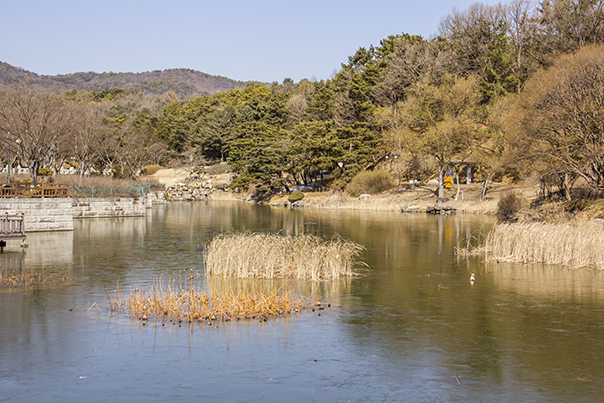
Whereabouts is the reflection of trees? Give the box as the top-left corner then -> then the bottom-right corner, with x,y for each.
289,206 -> 604,391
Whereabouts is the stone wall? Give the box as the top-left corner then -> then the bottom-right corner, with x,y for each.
0,198 -> 74,232
0,194 -> 165,233
165,182 -> 214,201
146,191 -> 167,205
72,197 -> 148,218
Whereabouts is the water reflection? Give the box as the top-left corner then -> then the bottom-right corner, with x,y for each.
2,201 -> 604,402
0,231 -> 73,273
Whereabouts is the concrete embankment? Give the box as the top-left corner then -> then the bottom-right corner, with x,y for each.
0,198 -> 74,232
0,192 -> 165,232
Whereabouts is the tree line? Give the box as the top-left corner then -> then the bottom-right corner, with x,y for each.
1,0 -> 603,199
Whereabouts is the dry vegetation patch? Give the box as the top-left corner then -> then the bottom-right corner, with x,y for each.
461,219 -> 604,270
0,270 -> 70,289
205,232 -> 365,280
111,276 -> 316,324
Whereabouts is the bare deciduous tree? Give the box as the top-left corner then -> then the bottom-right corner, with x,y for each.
69,102 -> 109,178
0,88 -> 71,183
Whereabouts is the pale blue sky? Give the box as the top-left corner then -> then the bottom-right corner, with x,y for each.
0,0 -> 502,83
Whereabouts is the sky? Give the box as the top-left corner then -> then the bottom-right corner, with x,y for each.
0,0 -> 503,83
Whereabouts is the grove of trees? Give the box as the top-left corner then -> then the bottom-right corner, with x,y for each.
1,0 -> 603,200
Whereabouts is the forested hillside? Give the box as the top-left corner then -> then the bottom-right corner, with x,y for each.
0,63 -> 250,97
1,0 -> 603,202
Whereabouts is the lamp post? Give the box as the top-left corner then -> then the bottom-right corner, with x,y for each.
6,131 -> 10,184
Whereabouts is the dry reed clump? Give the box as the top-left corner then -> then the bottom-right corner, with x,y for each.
112,275 -> 315,324
482,220 -> 604,269
204,232 -> 365,280
0,270 -> 70,289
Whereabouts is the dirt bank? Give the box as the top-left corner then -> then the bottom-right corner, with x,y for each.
152,168 -> 191,185
216,182 -> 541,215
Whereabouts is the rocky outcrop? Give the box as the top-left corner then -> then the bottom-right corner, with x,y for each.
165,182 -> 216,201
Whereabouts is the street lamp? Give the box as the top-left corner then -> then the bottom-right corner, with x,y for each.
6,131 -> 10,184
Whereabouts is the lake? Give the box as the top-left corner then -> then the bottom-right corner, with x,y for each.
2,201 -> 604,402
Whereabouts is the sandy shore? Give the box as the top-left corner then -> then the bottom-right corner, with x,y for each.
211,182 -> 541,215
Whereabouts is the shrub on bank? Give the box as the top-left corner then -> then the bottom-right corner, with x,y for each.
38,168 -> 53,177
346,170 -> 394,197
141,164 -> 162,176
497,191 -> 524,220
288,190 -> 304,203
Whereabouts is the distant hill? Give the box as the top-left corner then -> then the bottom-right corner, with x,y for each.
0,62 -> 253,97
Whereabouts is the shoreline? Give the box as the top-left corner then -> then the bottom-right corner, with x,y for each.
210,183 -> 540,216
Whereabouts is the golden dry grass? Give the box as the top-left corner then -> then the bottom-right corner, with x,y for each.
111,275 -> 317,324
0,270 -> 70,288
471,219 -> 604,269
204,232 -> 365,280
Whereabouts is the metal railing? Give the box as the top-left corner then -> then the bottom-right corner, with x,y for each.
70,184 -> 165,198
0,182 -> 164,199
0,213 -> 26,239
0,183 -> 70,198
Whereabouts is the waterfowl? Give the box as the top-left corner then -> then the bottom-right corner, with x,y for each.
469,273 -> 476,283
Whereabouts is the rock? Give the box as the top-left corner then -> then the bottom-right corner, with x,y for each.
165,182 -> 216,201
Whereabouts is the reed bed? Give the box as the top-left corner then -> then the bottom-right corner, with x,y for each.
204,232 -> 364,280
0,270 -> 70,289
479,220 -> 604,269
113,275 -> 316,324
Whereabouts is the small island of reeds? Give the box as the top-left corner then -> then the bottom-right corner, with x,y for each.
204,232 -> 365,280
111,276 -> 318,324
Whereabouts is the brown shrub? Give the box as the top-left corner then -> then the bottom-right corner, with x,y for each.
497,191 -> 524,220
346,170 -> 394,197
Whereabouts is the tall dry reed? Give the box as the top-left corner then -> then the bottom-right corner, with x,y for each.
113,275 -> 316,324
483,220 -> 604,269
204,232 -> 364,280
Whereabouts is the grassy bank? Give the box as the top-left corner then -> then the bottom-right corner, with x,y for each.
204,232 -> 364,280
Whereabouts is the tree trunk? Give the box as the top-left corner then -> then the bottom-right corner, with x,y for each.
438,166 -> 444,199
563,173 -> 572,201
29,160 -> 40,184
480,173 -> 492,200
